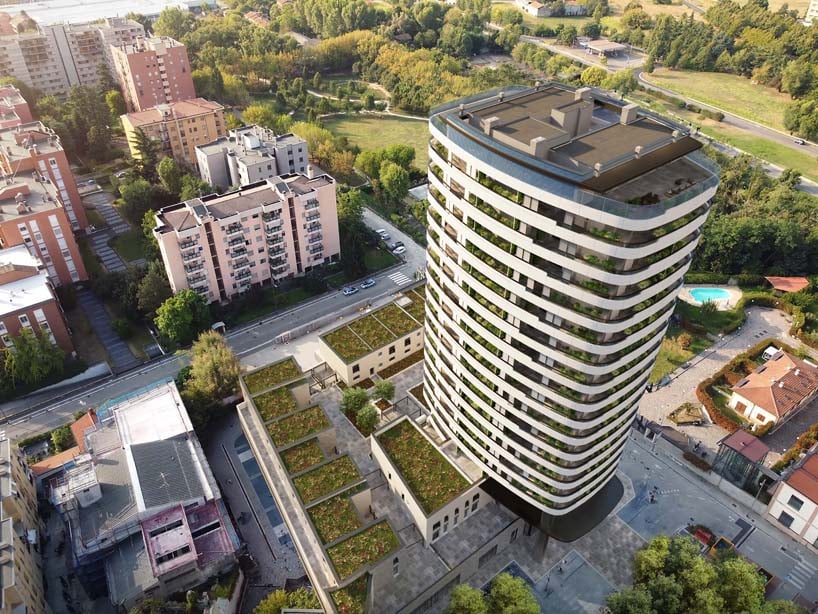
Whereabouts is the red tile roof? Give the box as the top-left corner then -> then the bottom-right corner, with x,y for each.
787,454 -> 818,505
765,277 -> 810,293
70,410 -> 97,453
731,351 -> 818,419
718,429 -> 769,463
30,446 -> 81,476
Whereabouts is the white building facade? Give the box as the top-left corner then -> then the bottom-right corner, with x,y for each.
422,84 -> 720,524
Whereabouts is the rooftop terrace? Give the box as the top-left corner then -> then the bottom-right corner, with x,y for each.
0,122 -> 64,160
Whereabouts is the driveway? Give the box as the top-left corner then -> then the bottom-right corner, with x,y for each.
762,396 -> 818,466
638,307 -> 793,453
75,290 -> 141,374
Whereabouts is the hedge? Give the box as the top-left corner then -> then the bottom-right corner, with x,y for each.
683,273 -> 766,288
684,451 -> 712,472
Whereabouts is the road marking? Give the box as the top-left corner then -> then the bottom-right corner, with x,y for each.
388,271 -> 412,286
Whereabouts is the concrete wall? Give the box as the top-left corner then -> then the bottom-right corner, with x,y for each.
320,328 -> 424,386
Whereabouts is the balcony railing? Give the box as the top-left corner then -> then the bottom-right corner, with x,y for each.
225,224 -> 243,236
179,240 -> 198,251
235,270 -> 251,280
181,251 -> 201,262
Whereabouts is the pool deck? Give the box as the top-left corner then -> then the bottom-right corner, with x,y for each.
678,284 -> 742,311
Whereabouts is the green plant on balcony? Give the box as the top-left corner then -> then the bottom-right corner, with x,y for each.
583,253 -> 617,273
578,278 -> 613,297
588,226 -> 622,243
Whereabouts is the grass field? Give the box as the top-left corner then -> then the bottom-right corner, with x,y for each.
644,69 -> 790,132
650,326 -> 711,384
109,229 -> 145,262
324,115 -> 430,169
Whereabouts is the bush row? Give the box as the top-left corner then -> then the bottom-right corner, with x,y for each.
683,451 -> 713,472
683,272 -> 767,287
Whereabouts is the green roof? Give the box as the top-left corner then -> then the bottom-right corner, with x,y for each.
327,521 -> 400,579
377,419 -> 470,514
293,455 -> 361,504
266,405 -> 330,448
244,357 -> 302,394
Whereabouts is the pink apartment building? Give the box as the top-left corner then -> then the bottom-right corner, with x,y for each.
0,85 -> 33,128
112,36 -> 196,112
153,172 -> 340,303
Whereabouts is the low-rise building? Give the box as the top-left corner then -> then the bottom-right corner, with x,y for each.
48,380 -> 239,609
244,11 -> 270,26
515,0 -> 551,17
196,125 -> 309,190
121,98 -> 225,168
1,434 -> 47,614
112,36 -> 196,112
0,84 -> 32,128
0,244 -> 74,354
318,286 -> 425,385
153,172 -> 340,303
729,350 -> 818,427
769,452 -> 818,548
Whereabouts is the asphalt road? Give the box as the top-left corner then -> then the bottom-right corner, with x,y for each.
0,208 -> 427,442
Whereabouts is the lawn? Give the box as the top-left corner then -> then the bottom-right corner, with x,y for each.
244,357 -> 302,394
649,328 -> 712,384
254,387 -> 298,421
327,521 -> 400,579
308,493 -> 363,544
293,456 -> 361,503
376,419 -> 469,514
85,208 -> 107,228
228,286 -> 318,326
323,115 -> 430,169
77,236 -> 103,278
108,229 -> 144,262
281,438 -> 326,474
364,247 -> 399,272
644,69 -> 790,132
266,405 -> 330,447
331,574 -> 368,614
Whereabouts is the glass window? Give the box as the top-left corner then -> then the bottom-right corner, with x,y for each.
788,495 -> 804,512
779,511 -> 795,528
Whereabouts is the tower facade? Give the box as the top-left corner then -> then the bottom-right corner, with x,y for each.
423,84 -> 719,521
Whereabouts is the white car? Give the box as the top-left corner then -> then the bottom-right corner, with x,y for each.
342,286 -> 359,296
392,246 -> 406,255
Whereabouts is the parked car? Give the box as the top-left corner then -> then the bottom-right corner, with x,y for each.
376,230 -> 390,241
794,138 -> 806,145
392,246 -> 406,255
360,278 -> 376,289
389,241 -> 405,250
342,286 -> 359,296
114,170 -> 129,179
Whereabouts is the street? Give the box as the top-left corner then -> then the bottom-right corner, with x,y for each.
0,207 -> 426,442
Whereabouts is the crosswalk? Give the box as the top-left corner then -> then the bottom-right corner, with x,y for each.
786,557 -> 817,590
388,271 -> 412,286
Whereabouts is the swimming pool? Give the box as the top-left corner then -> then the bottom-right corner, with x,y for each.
689,287 -> 731,304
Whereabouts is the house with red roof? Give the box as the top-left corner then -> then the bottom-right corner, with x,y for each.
768,452 -> 818,548
729,350 -> 818,428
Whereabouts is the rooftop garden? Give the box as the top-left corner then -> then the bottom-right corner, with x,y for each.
377,420 -> 469,514
350,316 -> 396,349
376,304 -> 420,337
281,438 -> 325,474
266,406 -> 330,448
244,357 -> 302,394
293,456 -> 361,503
402,288 -> 426,322
331,574 -> 368,614
308,492 -> 363,544
378,349 -> 424,379
323,326 -> 372,363
327,521 -> 400,580
254,386 -> 298,422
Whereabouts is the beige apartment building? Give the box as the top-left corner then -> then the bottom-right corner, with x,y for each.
0,14 -> 144,96
122,98 -> 225,168
154,172 -> 340,303
112,36 -> 196,112
0,436 -> 47,614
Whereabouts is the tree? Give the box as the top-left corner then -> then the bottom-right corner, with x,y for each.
186,330 -> 240,402
242,104 -> 280,130
383,144 -> 416,170
137,262 -> 172,316
120,179 -> 155,225
607,587 -> 654,614
106,90 -> 126,119
51,425 -> 75,452
8,328 -> 64,387
644,53 -> 655,73
581,66 -> 609,86
254,588 -> 319,614
556,25 -> 578,45
340,387 -> 369,418
179,175 -> 214,200
154,290 -> 211,346
356,149 -> 384,179
781,60 -> 816,99
379,161 -> 410,204
487,573 -> 540,614
129,129 -> 159,183
604,69 -> 638,95
446,584 -> 488,614
357,404 -> 379,433
157,157 -> 184,196
372,379 -> 395,401
153,7 -> 195,39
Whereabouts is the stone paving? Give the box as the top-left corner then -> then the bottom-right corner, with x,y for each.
83,191 -> 145,273
75,289 -> 140,373
638,307 -> 794,454
762,395 -> 818,466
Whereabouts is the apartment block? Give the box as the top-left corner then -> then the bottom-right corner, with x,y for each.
112,36 -> 196,112
0,244 -> 74,354
0,436 -> 47,614
0,85 -> 32,128
0,15 -> 144,96
423,83 -> 719,532
48,380 -> 239,608
122,98 -> 225,168
196,125 -> 309,190
807,0 -> 818,23
153,172 -> 340,303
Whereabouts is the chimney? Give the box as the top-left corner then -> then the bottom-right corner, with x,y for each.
620,103 -> 639,125
306,165 -> 314,179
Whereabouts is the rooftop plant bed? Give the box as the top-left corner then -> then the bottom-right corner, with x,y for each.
244,357 -> 301,394
293,456 -> 361,503
377,419 -> 469,514
350,316 -> 396,349
357,377 -> 375,390
402,292 -> 426,323
409,383 -> 430,411
377,349 -> 424,379
323,326 -> 372,363
376,304 -> 420,337
331,574 -> 368,614
267,405 -> 330,448
254,386 -> 298,422
281,438 -> 325,474
308,493 -> 362,544
327,521 -> 400,579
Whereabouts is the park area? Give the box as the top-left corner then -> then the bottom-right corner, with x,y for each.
323,115 -> 430,169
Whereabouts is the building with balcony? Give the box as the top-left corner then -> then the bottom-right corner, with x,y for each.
422,83 -> 719,536
196,125 -> 309,191
0,15 -> 144,96
112,36 -> 196,112
769,451 -> 818,549
0,244 -> 74,354
153,171 -> 340,303
0,435 -> 46,614
122,98 -> 225,168
0,84 -> 33,128
47,380 -> 239,609
0,0 -> 214,27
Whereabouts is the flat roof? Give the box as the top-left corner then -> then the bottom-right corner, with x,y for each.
0,0 -> 211,25
115,35 -> 185,55
0,121 -> 64,159
585,40 -> 628,53
0,245 -> 52,317
196,126 -> 305,156
113,382 -> 192,447
123,98 -> 223,127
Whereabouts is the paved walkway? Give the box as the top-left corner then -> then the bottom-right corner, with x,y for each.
75,290 -> 141,374
83,191 -> 144,273
638,307 -> 793,454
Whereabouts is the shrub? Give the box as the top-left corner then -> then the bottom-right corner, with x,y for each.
356,404 -> 379,434
112,318 -> 133,340
372,379 -> 395,401
685,272 -> 730,285
677,332 -> 692,350
340,387 -> 369,418
684,451 -> 712,471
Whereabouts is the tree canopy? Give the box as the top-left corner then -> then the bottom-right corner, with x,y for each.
154,290 -> 212,346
